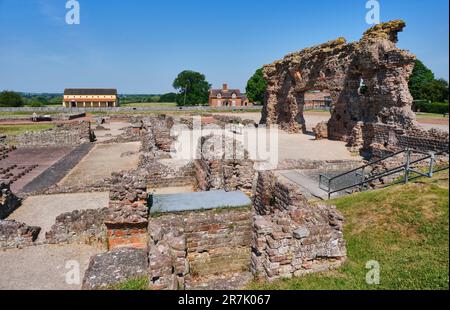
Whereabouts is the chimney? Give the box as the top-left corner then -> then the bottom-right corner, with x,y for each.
222,83 -> 228,91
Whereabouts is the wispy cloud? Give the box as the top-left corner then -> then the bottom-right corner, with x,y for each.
35,0 -> 65,25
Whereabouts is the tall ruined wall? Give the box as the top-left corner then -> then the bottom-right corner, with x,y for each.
261,20 -> 449,156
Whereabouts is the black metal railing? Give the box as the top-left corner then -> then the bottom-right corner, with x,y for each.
319,149 -> 444,200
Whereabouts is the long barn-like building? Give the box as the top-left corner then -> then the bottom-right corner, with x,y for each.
63,88 -> 119,108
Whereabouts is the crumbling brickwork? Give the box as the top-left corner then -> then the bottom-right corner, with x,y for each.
6,122 -> 94,147
0,220 -> 41,249
0,180 -> 21,219
45,208 -> 110,246
194,135 -> 256,196
261,20 -> 449,156
251,172 -> 346,281
147,208 -> 253,290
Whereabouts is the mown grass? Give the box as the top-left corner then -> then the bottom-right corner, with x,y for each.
121,102 -> 178,108
416,112 -> 449,119
0,124 -> 54,136
249,170 -> 449,290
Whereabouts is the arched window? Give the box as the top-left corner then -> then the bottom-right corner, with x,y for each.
217,93 -> 222,99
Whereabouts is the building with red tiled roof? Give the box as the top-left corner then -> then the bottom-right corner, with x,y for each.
209,84 -> 251,108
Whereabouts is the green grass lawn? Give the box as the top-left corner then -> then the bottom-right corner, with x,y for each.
120,102 -> 178,108
0,124 -> 54,136
249,170 -> 449,290
416,112 -> 449,119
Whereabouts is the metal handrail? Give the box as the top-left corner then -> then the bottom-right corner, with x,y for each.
319,149 -> 437,199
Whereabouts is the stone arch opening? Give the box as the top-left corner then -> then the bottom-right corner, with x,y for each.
260,20 -> 443,157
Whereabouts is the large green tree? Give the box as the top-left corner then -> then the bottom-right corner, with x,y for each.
159,92 -> 177,103
173,70 -> 211,106
245,68 -> 267,104
409,59 -> 449,103
421,79 -> 449,103
409,60 -> 435,100
0,91 -> 24,107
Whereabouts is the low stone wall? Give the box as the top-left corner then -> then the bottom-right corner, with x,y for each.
194,158 -> 255,196
148,207 -> 253,290
366,123 -> 449,157
251,171 -> 347,281
45,208 -> 110,246
0,220 -> 41,249
0,180 -> 21,220
105,201 -> 149,250
147,176 -> 196,190
276,159 -> 363,172
6,122 -> 94,147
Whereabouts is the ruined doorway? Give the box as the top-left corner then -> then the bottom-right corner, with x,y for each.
299,90 -> 333,135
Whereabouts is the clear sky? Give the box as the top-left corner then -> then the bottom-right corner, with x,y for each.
0,0 -> 448,94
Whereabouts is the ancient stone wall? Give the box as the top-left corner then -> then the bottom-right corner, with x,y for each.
0,220 -> 40,249
45,208 -> 110,246
251,171 -> 346,281
0,180 -> 21,219
366,124 -> 449,157
194,135 -> 256,196
148,207 -> 253,290
6,121 -> 94,147
261,20 -> 448,156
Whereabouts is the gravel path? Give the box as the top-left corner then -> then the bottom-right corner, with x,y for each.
0,244 -> 103,290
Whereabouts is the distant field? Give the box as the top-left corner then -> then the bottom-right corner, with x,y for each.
120,102 -> 177,108
0,111 -> 59,119
0,124 -> 54,136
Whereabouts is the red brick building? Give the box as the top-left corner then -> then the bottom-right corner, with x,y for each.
209,84 -> 251,107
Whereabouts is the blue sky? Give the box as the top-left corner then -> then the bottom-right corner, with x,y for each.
0,0 -> 448,94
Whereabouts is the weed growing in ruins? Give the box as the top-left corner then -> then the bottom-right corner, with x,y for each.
110,277 -> 149,290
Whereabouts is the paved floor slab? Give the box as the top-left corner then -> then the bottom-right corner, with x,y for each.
59,142 -> 140,187
8,192 -> 109,241
0,244 -> 103,290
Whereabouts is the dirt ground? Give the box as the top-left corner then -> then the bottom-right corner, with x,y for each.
59,142 -> 140,187
8,192 -> 109,241
94,121 -> 133,143
0,244 -> 103,290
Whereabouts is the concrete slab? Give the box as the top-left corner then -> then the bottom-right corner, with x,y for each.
151,190 -> 252,214
8,192 -> 109,241
59,142 -> 140,187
